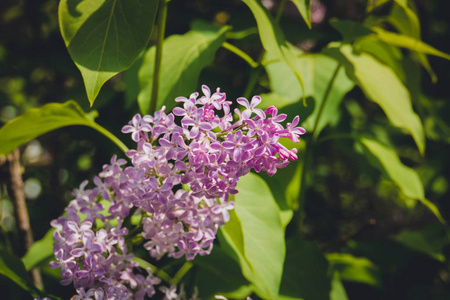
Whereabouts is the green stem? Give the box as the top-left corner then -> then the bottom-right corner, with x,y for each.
312,64 -> 342,142
132,257 -> 172,283
0,184 -> 13,253
243,55 -> 264,99
297,63 -> 342,229
297,138 -> 310,220
171,261 -> 193,285
222,42 -> 258,68
226,27 -> 258,40
149,0 -> 168,115
91,123 -> 129,154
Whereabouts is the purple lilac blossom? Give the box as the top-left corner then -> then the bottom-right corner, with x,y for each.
50,85 -> 305,299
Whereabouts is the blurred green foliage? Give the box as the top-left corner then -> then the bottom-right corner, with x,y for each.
0,0 -> 450,299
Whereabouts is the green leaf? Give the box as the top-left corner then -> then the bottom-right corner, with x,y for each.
194,247 -> 250,299
0,248 -> 41,297
360,138 -> 444,223
333,44 -> 425,155
390,0 -> 420,38
58,0 -> 159,105
366,0 -> 390,13
345,239 -> 416,270
0,101 -> 128,156
220,173 -> 285,299
326,253 -> 383,288
290,0 -> 311,28
395,224 -> 449,262
354,36 -> 405,82
330,18 -> 442,83
387,2 -> 437,82
138,25 -> 229,114
259,138 -> 305,211
329,17 -> 425,82
242,0 -> 306,103
329,272 -> 349,300
124,53 -> 145,109
330,19 -> 373,43
22,229 -> 55,271
263,52 -> 354,137
280,237 -> 331,300
371,27 -> 450,61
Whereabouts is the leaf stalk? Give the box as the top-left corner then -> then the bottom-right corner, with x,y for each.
149,0 -> 168,115
222,42 -> 259,68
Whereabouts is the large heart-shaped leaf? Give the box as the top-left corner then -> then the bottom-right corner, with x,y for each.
137,24 -> 229,114
0,101 -> 127,155
220,173 -> 285,299
59,0 -> 159,105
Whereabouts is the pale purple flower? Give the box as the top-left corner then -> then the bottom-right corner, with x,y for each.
237,95 -> 266,120
121,114 -> 151,142
51,85 -> 305,299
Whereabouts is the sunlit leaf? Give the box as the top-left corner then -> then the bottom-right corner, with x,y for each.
138,24 -> 229,114
242,0 -> 306,101
387,1 -> 437,82
326,253 -> 383,288
371,27 -> 450,61
0,101 -> 128,156
22,229 -> 54,271
59,0 -> 159,105
220,173 -> 285,299
390,0 -> 420,38
262,52 -> 354,137
290,0 -> 311,28
354,36 -> 405,82
331,45 -> 425,154
329,272 -> 349,300
330,18 -> 444,83
360,138 -> 444,223
259,138 -> 305,212
280,237 -> 331,300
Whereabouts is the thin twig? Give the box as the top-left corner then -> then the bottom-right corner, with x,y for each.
7,149 -> 43,290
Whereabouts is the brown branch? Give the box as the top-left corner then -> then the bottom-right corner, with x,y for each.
6,149 -> 43,290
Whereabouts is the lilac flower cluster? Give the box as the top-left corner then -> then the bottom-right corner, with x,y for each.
50,85 -> 305,299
